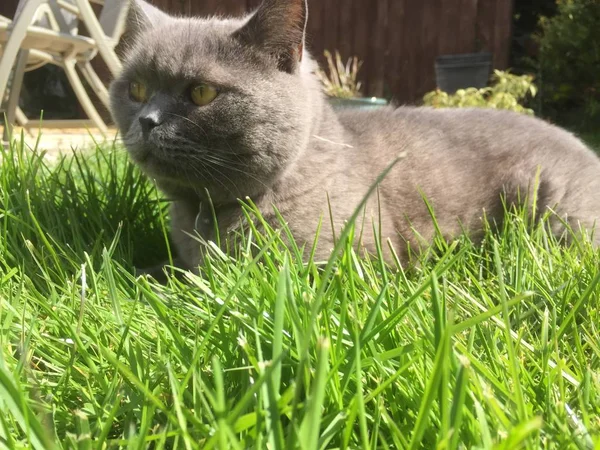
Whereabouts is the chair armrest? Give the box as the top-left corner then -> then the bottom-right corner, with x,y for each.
73,0 -> 122,75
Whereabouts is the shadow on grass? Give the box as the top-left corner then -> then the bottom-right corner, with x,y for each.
580,131 -> 600,153
0,137 -> 170,286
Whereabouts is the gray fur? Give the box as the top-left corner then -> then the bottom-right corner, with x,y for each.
110,0 -> 600,270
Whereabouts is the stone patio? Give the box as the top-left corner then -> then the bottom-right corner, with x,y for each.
1,122 -> 120,159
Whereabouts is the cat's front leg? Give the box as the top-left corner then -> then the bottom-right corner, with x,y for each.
134,255 -> 191,283
136,198 -> 203,283
169,198 -> 209,271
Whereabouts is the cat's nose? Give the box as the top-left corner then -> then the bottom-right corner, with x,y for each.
139,112 -> 163,134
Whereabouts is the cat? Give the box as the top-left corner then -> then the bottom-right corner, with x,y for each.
110,0 -> 600,275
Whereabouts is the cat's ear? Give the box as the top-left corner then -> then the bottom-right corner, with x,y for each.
126,0 -> 171,37
234,0 -> 308,73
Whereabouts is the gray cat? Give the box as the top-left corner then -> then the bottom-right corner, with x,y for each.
110,0 -> 600,273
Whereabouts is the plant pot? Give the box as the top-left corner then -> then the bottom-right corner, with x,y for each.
328,97 -> 388,111
435,52 -> 493,94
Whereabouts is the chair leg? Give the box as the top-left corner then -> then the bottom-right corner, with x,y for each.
62,59 -> 108,134
78,61 -> 110,108
2,49 -> 29,143
0,0 -> 46,103
16,107 -> 30,128
74,0 -> 122,76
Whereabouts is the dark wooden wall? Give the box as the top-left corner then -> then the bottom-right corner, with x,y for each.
148,0 -> 514,103
1,0 -> 514,104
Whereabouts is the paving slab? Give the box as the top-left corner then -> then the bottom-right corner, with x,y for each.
1,124 -> 120,161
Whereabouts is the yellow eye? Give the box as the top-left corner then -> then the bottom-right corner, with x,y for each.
129,81 -> 148,103
191,84 -> 218,106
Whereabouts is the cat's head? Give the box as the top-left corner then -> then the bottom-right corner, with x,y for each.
110,0 -> 319,203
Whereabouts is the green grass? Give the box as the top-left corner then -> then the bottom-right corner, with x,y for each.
0,135 -> 599,449
581,132 -> 600,152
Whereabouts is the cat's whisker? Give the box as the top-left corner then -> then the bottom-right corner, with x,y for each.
179,147 -> 268,188
199,153 -> 271,191
169,143 -> 248,173
165,112 -> 252,165
165,112 -> 212,140
202,167 -> 239,201
181,151 -> 240,200
195,151 -> 250,169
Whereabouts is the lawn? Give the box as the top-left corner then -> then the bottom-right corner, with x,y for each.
0,136 -> 599,449
581,132 -> 600,153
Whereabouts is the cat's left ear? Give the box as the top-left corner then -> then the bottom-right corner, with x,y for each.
126,0 -> 171,38
234,0 -> 308,74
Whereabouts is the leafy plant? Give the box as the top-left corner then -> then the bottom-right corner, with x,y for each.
315,50 -> 363,99
537,0 -> 600,124
424,70 -> 538,115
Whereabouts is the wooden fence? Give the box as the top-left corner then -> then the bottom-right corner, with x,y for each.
1,0 -> 514,104
150,0 -> 514,103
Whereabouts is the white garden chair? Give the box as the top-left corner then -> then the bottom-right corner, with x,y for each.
0,0 -> 129,142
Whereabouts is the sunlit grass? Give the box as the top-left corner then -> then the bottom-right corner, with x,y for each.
0,135 -> 599,449
581,131 -> 600,152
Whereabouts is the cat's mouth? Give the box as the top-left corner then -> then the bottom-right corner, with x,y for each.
130,143 -> 184,176
133,145 -> 224,187
127,138 -> 260,195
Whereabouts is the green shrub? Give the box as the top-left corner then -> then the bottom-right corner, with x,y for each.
538,0 -> 600,122
315,50 -> 363,99
423,70 -> 537,115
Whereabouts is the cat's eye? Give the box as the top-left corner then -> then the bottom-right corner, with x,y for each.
129,81 -> 148,103
191,84 -> 218,106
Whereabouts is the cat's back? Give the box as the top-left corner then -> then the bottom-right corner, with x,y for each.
328,104 -> 600,251
335,106 -> 599,177
338,106 -> 578,151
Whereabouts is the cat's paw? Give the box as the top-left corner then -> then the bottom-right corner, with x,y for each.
134,264 -> 169,284
134,258 -> 189,284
